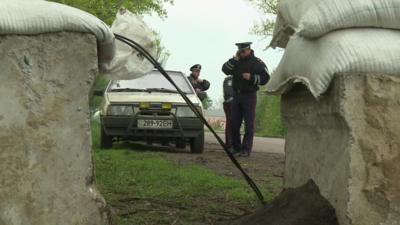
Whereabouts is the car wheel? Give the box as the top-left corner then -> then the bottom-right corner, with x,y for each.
100,125 -> 113,149
190,131 -> 204,154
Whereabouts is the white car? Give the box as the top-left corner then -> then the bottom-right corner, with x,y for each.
99,70 -> 205,153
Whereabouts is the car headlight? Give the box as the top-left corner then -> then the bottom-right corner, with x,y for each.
176,106 -> 201,118
107,105 -> 134,116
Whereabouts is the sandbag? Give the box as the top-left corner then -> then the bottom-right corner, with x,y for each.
0,0 -> 115,66
266,29 -> 400,98
271,0 -> 400,48
106,8 -> 157,80
0,0 -> 157,80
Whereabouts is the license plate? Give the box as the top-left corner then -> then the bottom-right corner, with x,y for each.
137,119 -> 173,129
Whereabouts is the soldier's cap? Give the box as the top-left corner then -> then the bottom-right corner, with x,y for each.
190,64 -> 202,71
235,42 -> 253,51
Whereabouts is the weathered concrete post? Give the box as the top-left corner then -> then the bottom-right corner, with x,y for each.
281,74 -> 400,225
0,33 -> 110,225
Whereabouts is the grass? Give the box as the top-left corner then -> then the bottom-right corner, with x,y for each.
95,150 -> 257,202
94,149 -> 264,225
91,121 -> 278,225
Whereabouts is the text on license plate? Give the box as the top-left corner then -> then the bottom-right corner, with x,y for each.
137,120 -> 173,129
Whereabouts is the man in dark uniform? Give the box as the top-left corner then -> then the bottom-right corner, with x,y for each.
221,42 -> 270,157
187,64 -> 210,101
223,75 -> 234,150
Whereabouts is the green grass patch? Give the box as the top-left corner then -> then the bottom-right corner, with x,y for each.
91,119 -> 101,148
94,149 -> 272,225
95,149 -> 257,202
91,114 -> 279,224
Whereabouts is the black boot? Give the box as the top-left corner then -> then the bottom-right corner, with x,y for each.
239,151 -> 250,157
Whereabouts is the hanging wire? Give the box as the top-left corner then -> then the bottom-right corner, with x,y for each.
114,33 -> 266,205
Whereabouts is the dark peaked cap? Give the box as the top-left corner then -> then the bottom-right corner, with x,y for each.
190,64 -> 202,71
235,42 -> 253,50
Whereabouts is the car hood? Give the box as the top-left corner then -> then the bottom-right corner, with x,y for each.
106,92 -> 202,105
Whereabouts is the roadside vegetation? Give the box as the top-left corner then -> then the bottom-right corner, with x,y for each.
90,75 -> 109,110
49,0 -> 174,24
255,93 -> 287,138
247,0 -> 286,138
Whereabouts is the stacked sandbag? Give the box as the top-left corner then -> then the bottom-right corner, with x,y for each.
270,0 -> 400,48
108,8 -> 157,79
267,0 -> 400,98
267,29 -> 400,98
0,0 -> 157,80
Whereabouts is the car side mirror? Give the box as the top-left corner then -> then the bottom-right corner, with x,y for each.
93,90 -> 104,97
197,92 -> 207,101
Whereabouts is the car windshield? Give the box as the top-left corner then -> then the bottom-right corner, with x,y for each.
108,70 -> 194,94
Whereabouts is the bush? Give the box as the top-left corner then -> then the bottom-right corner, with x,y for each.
90,75 -> 109,110
255,93 -> 287,137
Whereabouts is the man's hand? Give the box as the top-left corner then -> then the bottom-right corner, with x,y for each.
195,88 -> 202,92
233,51 -> 240,61
197,78 -> 203,83
242,73 -> 251,81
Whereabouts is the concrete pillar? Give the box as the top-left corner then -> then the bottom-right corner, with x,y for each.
281,74 -> 400,225
0,33 -> 110,225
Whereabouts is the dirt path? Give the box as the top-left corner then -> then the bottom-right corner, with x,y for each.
205,132 -> 285,154
161,134 -> 286,198
107,136 -> 286,224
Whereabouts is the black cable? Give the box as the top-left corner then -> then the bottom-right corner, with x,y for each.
114,33 -> 266,205
114,34 -> 266,204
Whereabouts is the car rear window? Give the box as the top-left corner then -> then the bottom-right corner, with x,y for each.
108,70 -> 194,94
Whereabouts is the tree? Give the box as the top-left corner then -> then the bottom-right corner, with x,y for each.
50,0 -> 174,25
248,0 -> 279,36
154,36 -> 171,67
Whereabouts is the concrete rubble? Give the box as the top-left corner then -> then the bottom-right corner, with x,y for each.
0,32 -> 110,225
281,73 -> 400,225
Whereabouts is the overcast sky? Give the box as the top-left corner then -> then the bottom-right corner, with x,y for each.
144,0 -> 283,102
